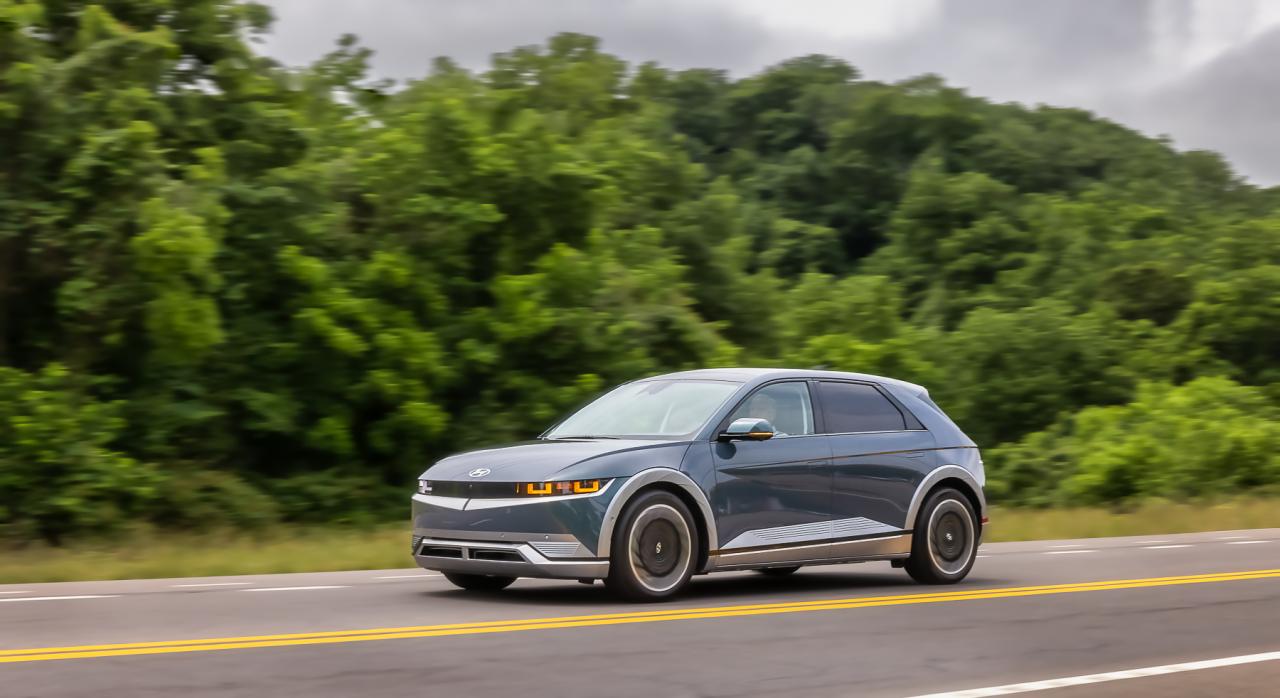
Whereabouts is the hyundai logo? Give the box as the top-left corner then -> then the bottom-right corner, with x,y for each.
468,468 -> 491,478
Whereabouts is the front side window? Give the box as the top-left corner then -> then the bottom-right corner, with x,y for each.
545,380 -> 740,439
816,381 -> 906,433
728,382 -> 815,437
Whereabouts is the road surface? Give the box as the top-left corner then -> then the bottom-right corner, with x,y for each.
2,528 -> 1279,697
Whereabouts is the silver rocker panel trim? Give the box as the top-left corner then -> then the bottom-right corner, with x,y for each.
709,533 -> 912,570
720,516 -> 899,550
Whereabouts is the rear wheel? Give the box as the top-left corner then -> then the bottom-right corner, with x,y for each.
606,490 -> 698,602
442,572 -> 516,591
904,487 -> 978,584
756,566 -> 801,577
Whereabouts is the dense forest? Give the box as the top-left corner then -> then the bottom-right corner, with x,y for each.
2,1 -> 1278,543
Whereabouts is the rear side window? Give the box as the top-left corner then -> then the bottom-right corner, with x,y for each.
816,382 -> 906,433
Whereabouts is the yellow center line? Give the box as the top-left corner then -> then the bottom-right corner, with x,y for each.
4,568 -> 1279,664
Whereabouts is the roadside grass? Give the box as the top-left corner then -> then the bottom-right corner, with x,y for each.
3,498 -> 1279,584
0,526 -> 411,585
984,497 -> 1280,542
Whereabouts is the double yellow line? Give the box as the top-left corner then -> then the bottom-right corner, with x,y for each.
4,568 -> 1279,664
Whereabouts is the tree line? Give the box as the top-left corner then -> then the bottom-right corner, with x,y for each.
2,1 -> 1278,543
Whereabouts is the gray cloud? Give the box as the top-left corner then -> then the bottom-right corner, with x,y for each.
1127,26 -> 1280,184
849,0 -> 1167,103
258,0 -> 1279,185
259,0 -> 787,77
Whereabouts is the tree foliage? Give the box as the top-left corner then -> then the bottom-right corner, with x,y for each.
989,378 -> 1280,505
2,2 -> 1278,539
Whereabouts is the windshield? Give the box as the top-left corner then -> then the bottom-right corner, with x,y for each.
545,379 -> 741,439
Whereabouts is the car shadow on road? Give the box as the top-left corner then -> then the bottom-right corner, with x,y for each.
416,569 -> 1011,608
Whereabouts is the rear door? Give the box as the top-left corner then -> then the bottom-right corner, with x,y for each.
815,381 -> 936,533
710,381 -> 833,563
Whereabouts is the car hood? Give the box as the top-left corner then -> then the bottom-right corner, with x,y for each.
422,438 -> 691,482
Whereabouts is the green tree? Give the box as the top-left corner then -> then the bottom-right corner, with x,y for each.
989,378 -> 1280,505
0,365 -> 159,543
929,302 -> 1137,445
1177,266 -> 1280,384
2,11 -> 1279,541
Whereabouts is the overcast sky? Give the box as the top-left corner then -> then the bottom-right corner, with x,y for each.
259,0 -> 1280,185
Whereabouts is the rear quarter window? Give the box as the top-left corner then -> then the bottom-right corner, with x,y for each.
816,381 -> 908,433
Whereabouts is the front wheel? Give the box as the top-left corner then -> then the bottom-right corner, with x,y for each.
606,490 -> 698,602
442,572 -> 517,591
904,488 -> 978,584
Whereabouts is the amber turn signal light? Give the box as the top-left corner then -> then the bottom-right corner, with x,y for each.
516,479 -> 605,496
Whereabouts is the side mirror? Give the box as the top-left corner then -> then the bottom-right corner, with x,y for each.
719,417 -> 775,441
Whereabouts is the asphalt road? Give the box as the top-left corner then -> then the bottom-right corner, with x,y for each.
2,528 -> 1279,698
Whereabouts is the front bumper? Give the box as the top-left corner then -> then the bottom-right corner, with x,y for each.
410,479 -> 622,580
412,535 -> 609,580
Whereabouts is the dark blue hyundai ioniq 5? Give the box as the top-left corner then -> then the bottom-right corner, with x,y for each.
412,368 -> 985,601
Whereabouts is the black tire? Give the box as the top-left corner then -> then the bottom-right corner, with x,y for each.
442,572 -> 517,591
605,490 -> 698,602
904,487 -> 978,585
756,566 -> 802,577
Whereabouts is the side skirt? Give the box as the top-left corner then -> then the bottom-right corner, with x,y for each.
706,532 -> 912,571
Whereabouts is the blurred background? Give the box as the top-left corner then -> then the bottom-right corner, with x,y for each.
1,0 -> 1278,580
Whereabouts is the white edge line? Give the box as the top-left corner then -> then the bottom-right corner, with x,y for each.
241,585 -> 349,592
1143,544 -> 1192,550
375,574 -> 443,579
1218,535 -> 1248,540
1135,540 -> 1170,544
0,595 -> 118,603
1048,544 -> 1083,549
1044,550 -> 1096,555
172,582 -> 254,588
0,591 -> 31,595
905,650 -> 1280,697
1226,540 -> 1268,545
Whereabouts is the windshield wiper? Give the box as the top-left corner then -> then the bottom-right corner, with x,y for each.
548,435 -> 623,440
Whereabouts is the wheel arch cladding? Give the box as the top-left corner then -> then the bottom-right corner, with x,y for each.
596,468 -> 718,565
905,464 -> 986,529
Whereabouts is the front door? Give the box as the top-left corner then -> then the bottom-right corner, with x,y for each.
710,381 -> 833,566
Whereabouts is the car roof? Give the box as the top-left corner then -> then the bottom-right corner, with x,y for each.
639,367 -> 928,396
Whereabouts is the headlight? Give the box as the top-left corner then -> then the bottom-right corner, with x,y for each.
516,479 -> 605,496
415,478 -> 607,497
